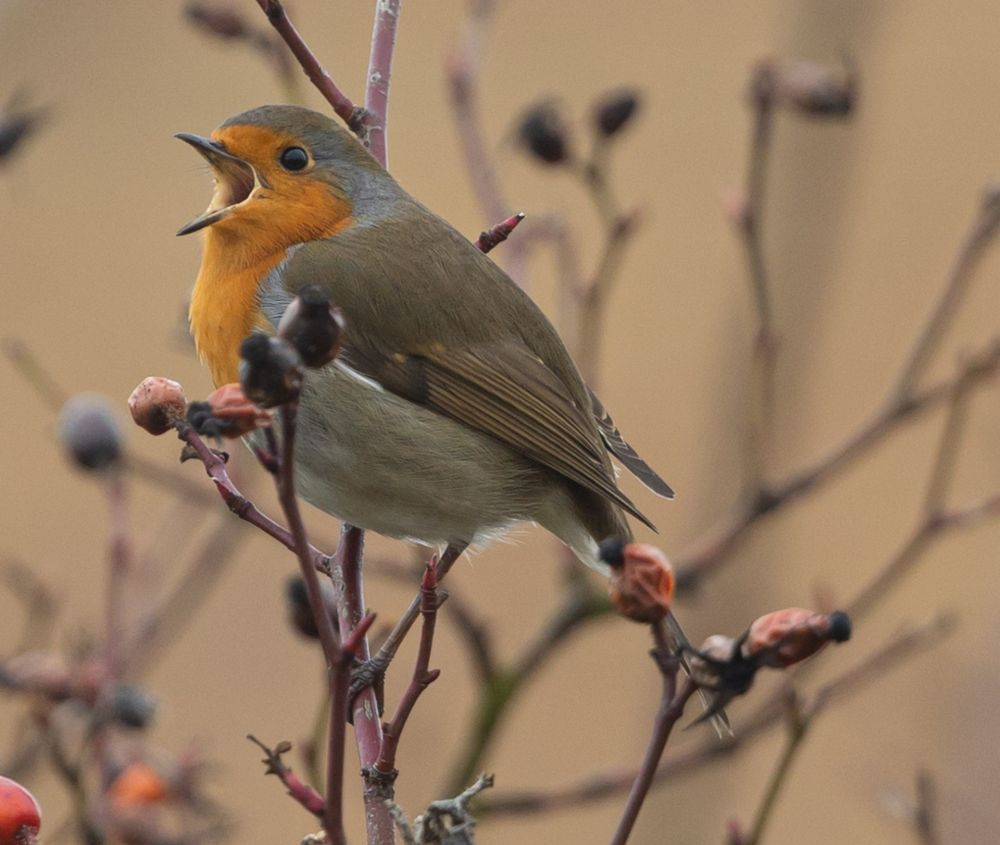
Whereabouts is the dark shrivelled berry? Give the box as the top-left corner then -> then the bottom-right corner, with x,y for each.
517,102 -> 570,165
593,89 -> 640,138
238,333 -> 304,408
277,285 -> 345,368
58,395 -> 123,471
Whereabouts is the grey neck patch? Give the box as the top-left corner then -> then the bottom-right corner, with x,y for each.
258,247 -> 299,329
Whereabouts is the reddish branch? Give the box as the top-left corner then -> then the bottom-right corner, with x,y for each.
255,0 -> 362,132
373,563 -> 442,776
275,404 -> 351,845
476,212 -> 525,253
247,735 -> 326,818
174,421 -> 329,573
609,624 -> 696,845
480,614 -> 953,816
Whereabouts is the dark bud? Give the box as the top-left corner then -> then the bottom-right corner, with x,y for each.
285,576 -> 318,640
598,536 -> 626,568
593,89 -> 640,138
285,575 -> 338,640
0,97 -> 46,163
277,285 -> 345,368
238,333 -> 303,408
110,684 -> 157,729
58,395 -> 123,471
184,2 -> 249,40
763,59 -> 856,118
517,102 -> 570,165
186,400 -> 223,439
827,610 -> 852,643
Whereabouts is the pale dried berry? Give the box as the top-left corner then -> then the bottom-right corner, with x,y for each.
58,394 -> 122,471
204,382 -> 273,438
128,376 -> 187,435
0,775 -> 41,845
742,608 -> 852,668
239,333 -> 304,408
278,285 -> 345,368
1,651 -> 72,700
776,60 -> 855,116
607,541 -> 675,624
594,89 -> 640,138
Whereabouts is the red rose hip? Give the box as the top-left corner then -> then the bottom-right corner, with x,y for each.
0,776 -> 41,845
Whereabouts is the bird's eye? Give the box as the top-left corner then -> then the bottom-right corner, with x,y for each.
279,146 -> 309,172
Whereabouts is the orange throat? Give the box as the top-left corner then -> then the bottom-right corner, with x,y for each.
188,231 -> 283,387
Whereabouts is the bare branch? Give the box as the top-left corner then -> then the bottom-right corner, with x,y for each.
893,186 -> 1000,400
609,627 -> 694,845
479,615 -> 953,816
255,0 -> 362,132
363,0 -> 401,167
374,563 -> 442,776
247,735 -> 326,818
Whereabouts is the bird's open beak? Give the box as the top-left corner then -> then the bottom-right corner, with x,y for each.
175,133 -> 262,236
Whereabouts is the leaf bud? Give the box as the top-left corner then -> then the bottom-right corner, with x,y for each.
517,102 -> 571,165
593,89 -> 640,138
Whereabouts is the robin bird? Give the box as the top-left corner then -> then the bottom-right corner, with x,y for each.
177,103 -> 675,566
176,105 -> 732,730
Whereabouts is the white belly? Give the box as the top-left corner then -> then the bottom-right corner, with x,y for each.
287,362 -> 550,545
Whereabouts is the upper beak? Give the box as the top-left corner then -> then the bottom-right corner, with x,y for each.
175,133 -> 260,236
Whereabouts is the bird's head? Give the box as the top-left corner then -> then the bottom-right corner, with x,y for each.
176,105 -> 392,249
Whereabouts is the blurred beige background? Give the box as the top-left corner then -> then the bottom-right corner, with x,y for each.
2,1 -> 999,842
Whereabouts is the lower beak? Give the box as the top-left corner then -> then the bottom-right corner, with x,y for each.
175,133 -> 260,236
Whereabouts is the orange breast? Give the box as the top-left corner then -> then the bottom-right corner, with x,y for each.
189,232 -> 284,387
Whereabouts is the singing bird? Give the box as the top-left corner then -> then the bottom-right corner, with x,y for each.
177,104 -> 674,574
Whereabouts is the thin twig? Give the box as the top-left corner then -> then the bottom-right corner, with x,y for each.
893,186 -> 1000,400
127,518 -> 246,677
103,471 -> 130,682
447,0 -> 508,226
739,66 -> 778,492
374,563 -> 442,776
275,403 -> 347,845
847,491 -> 1000,619
475,212 -> 525,253
609,627 -> 694,845
255,0 -> 361,132
921,361 -> 975,517
368,544 -> 466,674
743,689 -> 810,845
479,615 -> 954,816
174,422 -> 329,573
247,735 -> 326,818
444,582 -> 613,795
575,209 -> 642,385
676,337 -> 1000,589
3,336 -> 216,504
363,0 -> 401,167
913,770 -> 940,845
